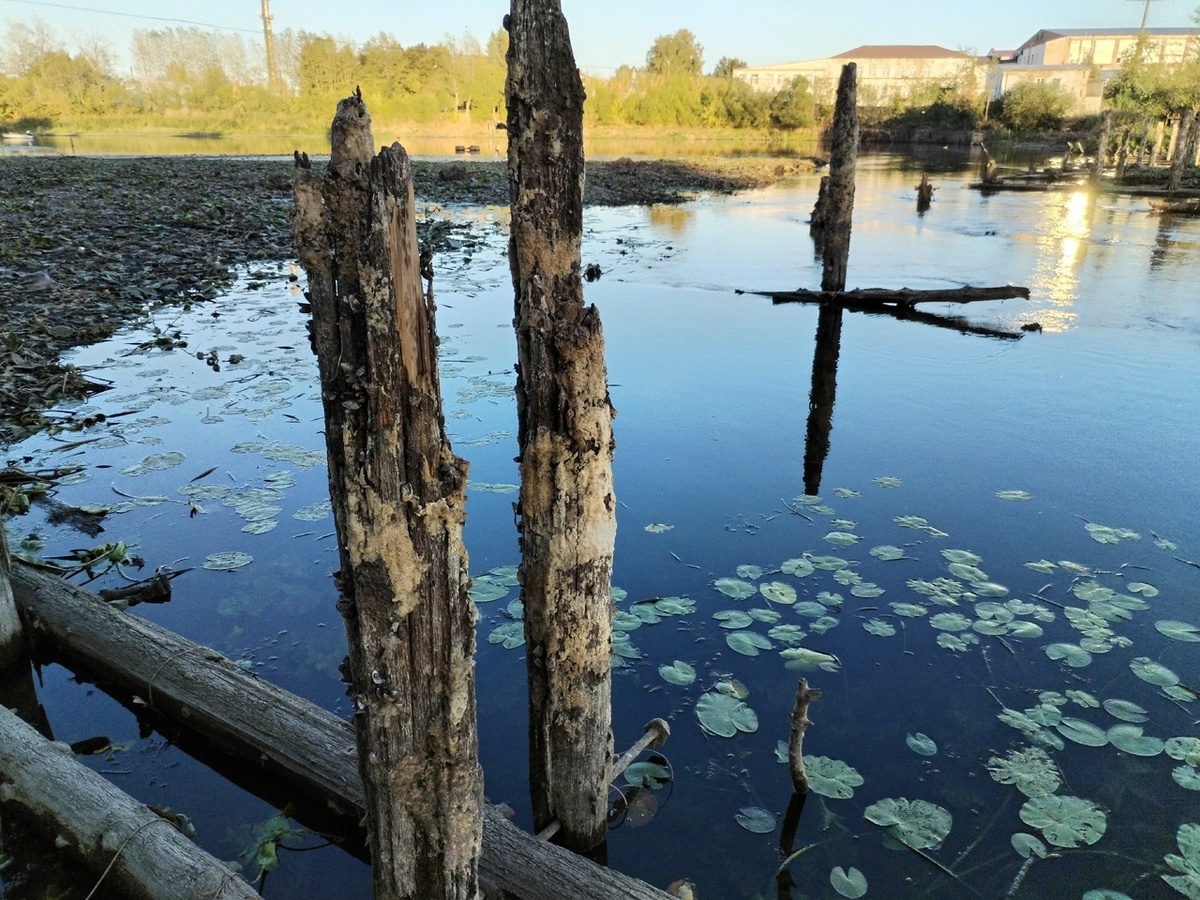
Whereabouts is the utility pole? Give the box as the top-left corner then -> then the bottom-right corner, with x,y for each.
260,0 -> 280,92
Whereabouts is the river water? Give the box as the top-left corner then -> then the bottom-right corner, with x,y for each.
4,150 -> 1199,899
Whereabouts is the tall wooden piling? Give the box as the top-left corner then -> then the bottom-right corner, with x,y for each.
1093,109 -> 1113,180
1115,128 -> 1130,182
506,0 -> 617,854
822,63 -> 858,292
292,92 -> 483,899
0,525 -> 21,667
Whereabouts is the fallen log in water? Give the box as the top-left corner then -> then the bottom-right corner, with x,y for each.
0,705 -> 260,900
10,563 -> 677,900
757,284 -> 1030,308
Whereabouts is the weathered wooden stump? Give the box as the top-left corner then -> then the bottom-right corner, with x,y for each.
292,91 -> 483,899
822,63 -> 858,292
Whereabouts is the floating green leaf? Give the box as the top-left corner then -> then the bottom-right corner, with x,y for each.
1167,738 -> 1200,767
714,578 -> 757,600
873,476 -> 903,488
870,544 -> 905,561
643,522 -> 673,533
781,557 -> 815,577
203,551 -> 253,571
654,596 -> 695,616
1130,657 -> 1180,686
1163,822 -> 1200,898
780,647 -> 840,672
930,612 -> 971,631
1106,724 -> 1164,757
996,490 -> 1032,501
805,756 -> 865,799
1012,833 -> 1049,861
1066,690 -> 1099,708
824,531 -> 860,546
807,555 -> 850,571
726,631 -> 774,657
760,581 -> 797,605
748,607 -> 782,624
658,660 -> 696,686
793,601 -> 828,618
864,798 -> 951,850
1156,620 -> 1200,643
768,624 -> 806,645
1102,699 -> 1148,723
488,622 -> 525,649
1082,891 -> 1132,900
989,746 -> 1061,798
1025,559 -> 1058,574
834,487 -> 861,498
830,866 -> 868,899
468,579 -> 509,603
695,691 -> 758,737
735,806 -> 775,834
1085,522 -> 1140,544
851,582 -> 885,598
891,603 -> 928,618
713,609 -> 753,629
1045,643 -> 1092,668
1128,581 -> 1159,597
906,732 -> 937,756
863,618 -> 896,637
941,549 -> 983,566
736,564 -> 763,580
1020,795 -> 1106,848
948,562 -> 988,582
624,761 -> 671,788
1173,767 -> 1200,792
1056,717 -> 1108,747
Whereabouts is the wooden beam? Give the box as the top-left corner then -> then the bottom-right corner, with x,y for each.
10,563 -> 676,900
0,704 -> 259,900
761,284 -> 1030,307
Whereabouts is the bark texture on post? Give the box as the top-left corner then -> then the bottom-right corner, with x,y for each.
506,0 -> 617,854
0,525 -> 21,667
1093,109 -> 1112,179
787,679 -> 822,794
822,64 -> 858,292
292,92 -> 483,900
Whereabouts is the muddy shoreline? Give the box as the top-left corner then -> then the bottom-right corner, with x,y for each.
0,155 -> 817,443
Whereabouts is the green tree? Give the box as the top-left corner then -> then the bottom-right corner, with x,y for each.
699,76 -> 768,127
711,56 -> 746,79
769,76 -> 816,128
646,30 -> 703,77
998,81 -> 1075,131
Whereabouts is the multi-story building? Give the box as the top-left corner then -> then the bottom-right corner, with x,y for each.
734,45 -> 985,105
987,27 -> 1200,113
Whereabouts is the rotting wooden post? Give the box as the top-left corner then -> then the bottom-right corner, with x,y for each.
980,143 -> 998,185
1166,115 -> 1181,165
506,0 -> 618,854
1152,119 -> 1166,165
0,524 -> 22,667
916,173 -> 934,212
787,679 -> 822,794
822,63 -> 858,292
292,91 -> 483,900
1115,128 -> 1130,182
1168,110 -> 1197,193
809,174 -> 830,250
1136,120 -> 1152,166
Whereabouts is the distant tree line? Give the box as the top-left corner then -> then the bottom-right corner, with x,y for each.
2,17 -> 1196,136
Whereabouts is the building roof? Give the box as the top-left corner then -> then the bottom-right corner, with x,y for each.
1017,27 -> 1200,52
831,44 -> 971,59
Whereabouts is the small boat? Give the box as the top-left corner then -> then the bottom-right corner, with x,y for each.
1149,196 -> 1200,215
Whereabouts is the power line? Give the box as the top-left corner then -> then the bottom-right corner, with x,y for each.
0,0 -> 262,35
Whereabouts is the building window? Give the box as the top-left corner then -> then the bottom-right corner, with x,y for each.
751,74 -> 758,85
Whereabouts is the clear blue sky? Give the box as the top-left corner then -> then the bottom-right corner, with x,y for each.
1,0 -> 1196,74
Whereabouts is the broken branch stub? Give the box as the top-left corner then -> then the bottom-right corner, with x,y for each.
788,679 -> 822,794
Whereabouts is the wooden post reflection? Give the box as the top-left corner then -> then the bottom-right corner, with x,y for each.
803,304 -> 844,495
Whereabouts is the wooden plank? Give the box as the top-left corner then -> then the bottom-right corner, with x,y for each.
760,285 -> 1030,307
0,704 -> 259,900
11,563 -> 676,900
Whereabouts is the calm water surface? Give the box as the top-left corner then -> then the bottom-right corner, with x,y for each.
4,152 -> 1199,899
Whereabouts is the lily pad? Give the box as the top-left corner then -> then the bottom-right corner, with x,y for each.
780,647 -> 840,672
1163,822 -> 1200,898
760,581 -> 797,605
1167,738 -> 1200,767
714,578 -> 757,600
1106,724 -> 1164,757
906,732 -> 937,756
824,531 -> 860,546
1045,643 -> 1092,668
989,745 -> 1060,798
930,612 -> 972,631
643,523 -> 673,533
1012,832 -> 1048,859
870,545 -> 905,561
1102,699 -> 1148,723
487,622 -> 525,649
735,806 -> 775,834
850,582 -> 885,599
781,557 -> 815,577
864,798 -> 952,850
468,579 -> 509,603
1019,795 -> 1107,848
713,609 -> 753,629
736,564 -> 763,580
658,660 -> 696,686
807,554 -> 850,571
805,756 -> 865,799
941,549 -> 983,566
863,618 -> 896,637
1173,766 -> 1200,792
830,866 -> 867,899
1130,657 -> 1180,687
996,490 -> 1032,501
1056,717 -> 1109,747
203,551 -> 253,571
1156,620 -> 1200,643
726,631 -> 774,657
695,691 -> 758,737
768,624 -> 806,645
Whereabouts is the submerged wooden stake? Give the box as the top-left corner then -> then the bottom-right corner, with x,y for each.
506,0 -> 617,855
0,525 -> 21,667
822,63 -> 858,292
1169,110 -> 1198,192
916,173 -> 934,212
293,91 -> 483,900
788,679 -> 822,794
